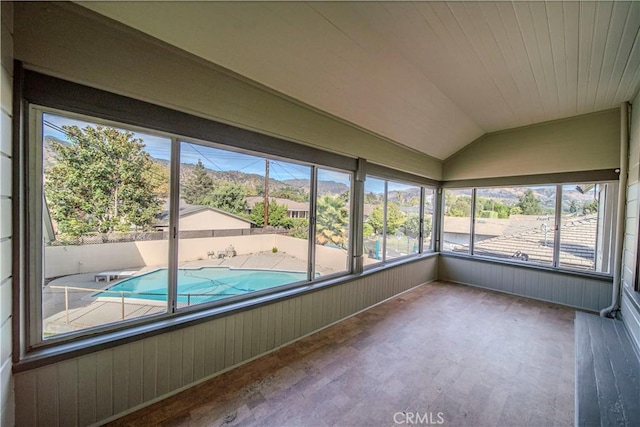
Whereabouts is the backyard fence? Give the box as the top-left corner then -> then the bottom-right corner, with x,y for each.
47,227 -> 291,247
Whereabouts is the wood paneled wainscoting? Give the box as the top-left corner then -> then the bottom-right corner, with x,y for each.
108,280 -> 575,426
14,257 -> 437,426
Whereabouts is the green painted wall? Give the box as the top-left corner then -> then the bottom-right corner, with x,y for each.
13,2 -> 442,180
443,109 -> 621,181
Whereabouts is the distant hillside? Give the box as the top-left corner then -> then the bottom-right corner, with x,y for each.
45,137 -> 595,209
43,135 -> 70,169
283,179 -> 349,195
449,186 -> 596,208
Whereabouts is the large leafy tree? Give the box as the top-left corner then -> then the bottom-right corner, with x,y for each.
316,195 -> 349,248
182,161 -> 248,215
476,197 -> 511,219
45,125 -> 161,236
145,161 -> 170,198
250,199 -> 293,228
404,213 -> 421,237
445,193 -> 472,217
366,202 -> 406,235
517,189 -> 544,215
199,182 -> 248,215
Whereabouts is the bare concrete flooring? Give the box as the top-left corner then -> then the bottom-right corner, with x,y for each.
107,281 -> 575,427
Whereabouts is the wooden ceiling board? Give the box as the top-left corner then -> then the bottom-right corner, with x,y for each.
604,1 -> 638,106
76,1 -> 640,161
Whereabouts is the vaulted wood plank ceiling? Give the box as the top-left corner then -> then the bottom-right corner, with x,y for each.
80,1 -> 640,161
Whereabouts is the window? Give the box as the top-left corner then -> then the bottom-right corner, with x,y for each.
21,73 -> 434,352
473,186 -> 556,266
176,141 -> 312,309
30,107 -> 355,345
423,188 -> 435,251
443,183 -> 615,273
559,183 -> 612,272
315,169 -> 352,277
40,112 -> 171,339
442,189 -> 472,253
363,176 -> 433,266
363,177 -> 385,265
385,181 -> 421,260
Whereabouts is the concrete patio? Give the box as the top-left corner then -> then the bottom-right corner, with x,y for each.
43,251 -> 337,336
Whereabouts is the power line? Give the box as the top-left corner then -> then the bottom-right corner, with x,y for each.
182,142 -> 225,172
43,120 -> 170,185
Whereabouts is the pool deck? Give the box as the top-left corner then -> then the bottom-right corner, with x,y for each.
43,252 -> 335,336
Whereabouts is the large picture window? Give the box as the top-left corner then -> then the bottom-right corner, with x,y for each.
442,189 -> 472,254
40,112 -> 171,339
315,168 -> 352,277
559,183 -> 612,272
31,108 -> 356,344
176,141 -> 313,310
473,186 -> 556,266
443,183 -> 615,273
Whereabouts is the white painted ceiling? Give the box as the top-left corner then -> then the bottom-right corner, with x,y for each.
79,1 -> 640,160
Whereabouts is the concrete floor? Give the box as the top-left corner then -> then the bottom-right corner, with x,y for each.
106,281 -> 575,427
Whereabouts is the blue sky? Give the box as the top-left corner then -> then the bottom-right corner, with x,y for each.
43,113 -> 351,185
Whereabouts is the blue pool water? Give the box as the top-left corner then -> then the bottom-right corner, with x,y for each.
100,268 -> 307,304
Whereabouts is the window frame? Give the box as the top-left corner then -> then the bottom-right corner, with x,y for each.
28,105 -> 362,349
362,174 -> 436,269
440,182 -> 617,276
18,70 -> 372,354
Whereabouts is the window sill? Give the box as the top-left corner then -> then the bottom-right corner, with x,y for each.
363,251 -> 438,274
439,251 -> 614,282
14,253 -> 436,373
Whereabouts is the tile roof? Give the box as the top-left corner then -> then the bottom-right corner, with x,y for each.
155,199 -> 255,226
245,196 -> 309,211
452,214 -> 599,270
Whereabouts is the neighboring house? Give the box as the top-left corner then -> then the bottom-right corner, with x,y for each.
156,200 -> 255,232
245,196 -> 310,219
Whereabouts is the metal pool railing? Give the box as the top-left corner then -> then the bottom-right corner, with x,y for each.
48,285 -> 246,323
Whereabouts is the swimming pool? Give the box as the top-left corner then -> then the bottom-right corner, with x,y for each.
100,268 -> 308,304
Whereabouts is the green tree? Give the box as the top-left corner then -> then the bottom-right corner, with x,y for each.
445,193 -> 472,217
288,218 -> 309,239
145,161 -> 170,198
366,206 -> 384,235
510,206 -> 523,215
424,216 -> 433,238
569,200 -> 578,214
365,192 -> 381,204
363,223 -> 374,238
270,185 -> 309,202
476,197 -> 510,219
366,202 -> 406,235
250,199 -> 293,228
404,213 -> 420,237
182,160 -> 214,204
199,182 -> 247,215
517,189 -> 543,215
45,125 -> 161,236
583,199 -> 599,214
316,195 -> 349,248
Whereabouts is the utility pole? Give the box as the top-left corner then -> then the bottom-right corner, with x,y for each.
264,159 -> 269,227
